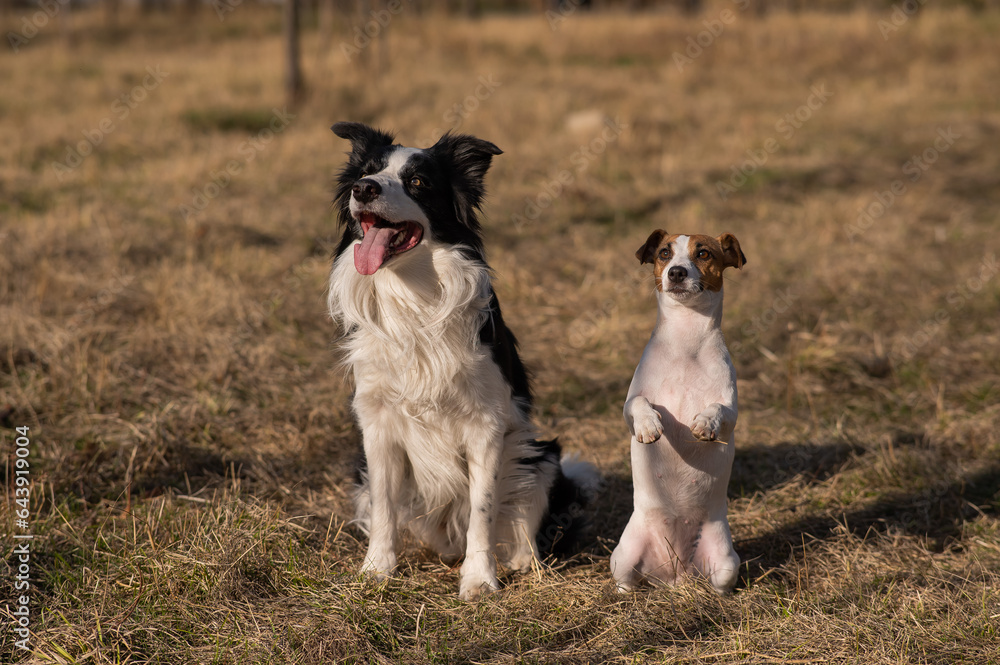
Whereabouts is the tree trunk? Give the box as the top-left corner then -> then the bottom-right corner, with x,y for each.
317,0 -> 333,57
105,0 -> 120,28
285,0 -> 305,106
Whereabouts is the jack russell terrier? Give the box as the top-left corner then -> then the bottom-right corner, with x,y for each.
610,230 -> 746,594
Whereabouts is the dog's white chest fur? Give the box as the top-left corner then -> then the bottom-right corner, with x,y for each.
628,311 -> 736,507
329,244 -> 515,503
634,326 -> 734,428
330,243 -> 495,406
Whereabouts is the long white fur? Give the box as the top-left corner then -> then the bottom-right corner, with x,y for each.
328,233 -> 558,599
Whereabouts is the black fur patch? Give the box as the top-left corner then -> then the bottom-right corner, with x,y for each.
538,470 -> 592,557
519,438 -> 592,558
478,290 -> 533,413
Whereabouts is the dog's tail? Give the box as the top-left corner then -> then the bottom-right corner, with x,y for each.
537,449 -> 602,558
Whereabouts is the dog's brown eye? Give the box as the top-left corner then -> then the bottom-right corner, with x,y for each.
697,249 -> 711,259
659,248 -> 671,260
410,177 -> 422,187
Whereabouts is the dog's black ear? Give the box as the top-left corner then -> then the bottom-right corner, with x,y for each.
431,133 -> 502,185
718,232 -> 747,269
430,132 -> 503,226
331,122 -> 394,233
331,122 -> 395,161
636,229 -> 667,265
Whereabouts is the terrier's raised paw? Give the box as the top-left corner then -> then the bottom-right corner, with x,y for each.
634,411 -> 664,444
691,411 -> 721,442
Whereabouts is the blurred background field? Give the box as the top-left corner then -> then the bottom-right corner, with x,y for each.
2,1 -> 1000,662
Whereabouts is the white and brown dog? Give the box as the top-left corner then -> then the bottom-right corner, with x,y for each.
610,231 -> 746,594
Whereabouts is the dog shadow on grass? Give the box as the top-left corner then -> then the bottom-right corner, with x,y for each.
733,435 -> 1000,582
586,435 -> 1000,592
585,469 -> 635,557
582,436 -> 869,561
729,437 -> 866,497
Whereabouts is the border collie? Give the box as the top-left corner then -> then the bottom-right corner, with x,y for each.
327,122 -> 599,600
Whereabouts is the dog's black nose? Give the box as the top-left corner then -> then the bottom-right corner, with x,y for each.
352,178 -> 381,203
667,266 -> 688,283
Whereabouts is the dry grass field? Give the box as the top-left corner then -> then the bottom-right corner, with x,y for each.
2,3 -> 1000,663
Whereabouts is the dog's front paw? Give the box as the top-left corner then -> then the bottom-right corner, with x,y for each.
459,575 -> 500,601
634,411 -> 664,444
690,410 -> 721,442
459,556 -> 500,601
360,552 -> 396,582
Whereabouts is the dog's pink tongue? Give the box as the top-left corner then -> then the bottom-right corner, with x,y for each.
354,226 -> 397,275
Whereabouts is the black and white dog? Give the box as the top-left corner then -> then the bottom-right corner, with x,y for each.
327,122 -> 598,600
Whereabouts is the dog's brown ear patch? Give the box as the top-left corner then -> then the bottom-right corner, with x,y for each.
718,233 -> 747,270
636,229 -> 668,265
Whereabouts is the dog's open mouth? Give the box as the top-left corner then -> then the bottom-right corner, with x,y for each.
354,212 -> 423,275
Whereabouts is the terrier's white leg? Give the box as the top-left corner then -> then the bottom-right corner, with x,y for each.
692,519 -> 740,594
610,515 -> 646,593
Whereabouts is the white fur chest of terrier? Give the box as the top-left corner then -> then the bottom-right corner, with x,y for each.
610,231 -> 746,594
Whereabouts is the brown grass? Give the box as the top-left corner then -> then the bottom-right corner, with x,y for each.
2,3 -> 1000,663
